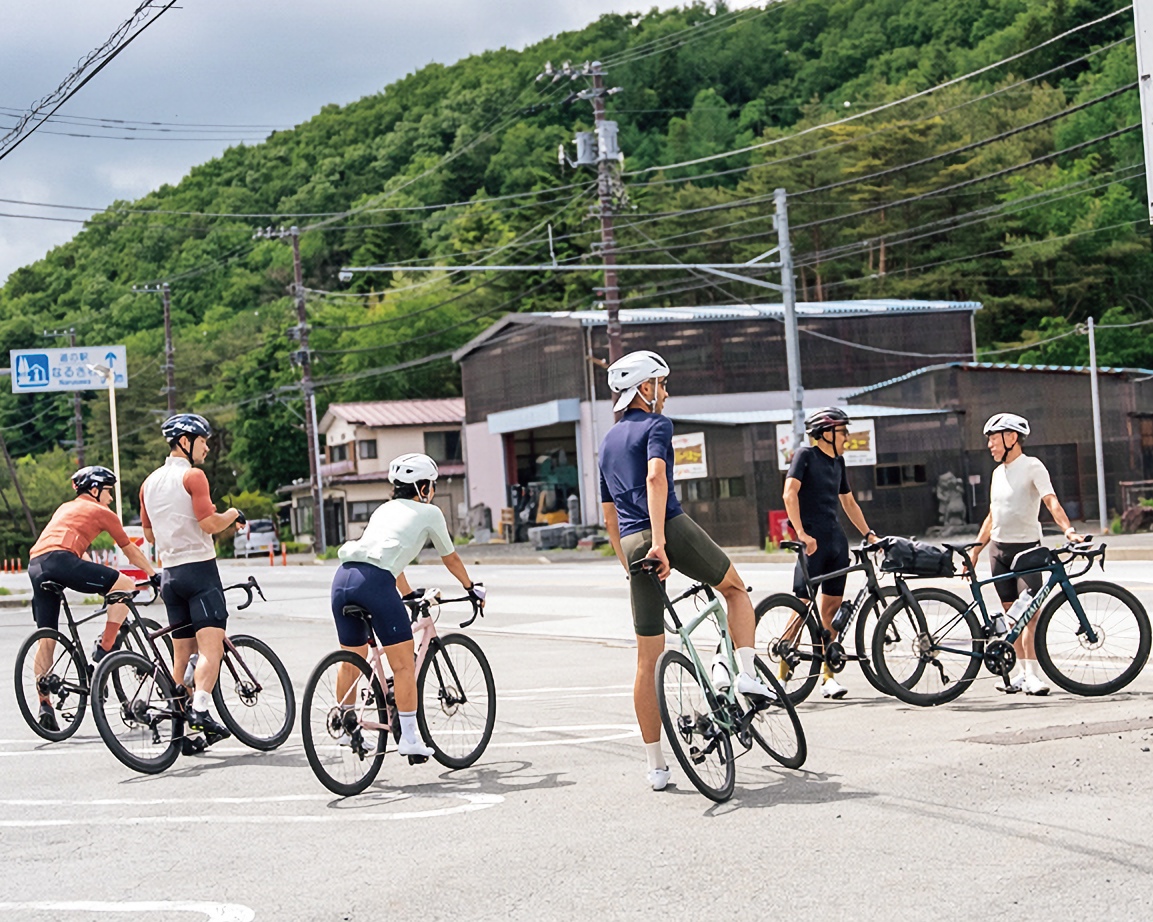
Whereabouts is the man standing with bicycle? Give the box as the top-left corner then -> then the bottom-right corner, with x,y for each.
140,414 -> 242,748
782,408 -> 878,699
599,350 -> 772,792
969,413 -> 1082,696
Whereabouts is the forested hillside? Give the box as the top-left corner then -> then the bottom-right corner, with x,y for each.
0,0 -> 1147,536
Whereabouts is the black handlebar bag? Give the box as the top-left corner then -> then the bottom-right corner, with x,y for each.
878,537 -> 956,578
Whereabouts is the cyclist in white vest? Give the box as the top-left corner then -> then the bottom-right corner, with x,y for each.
140,413 -> 242,748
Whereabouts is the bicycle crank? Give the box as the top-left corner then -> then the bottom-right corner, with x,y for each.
824,641 -> 847,673
983,639 -> 1017,677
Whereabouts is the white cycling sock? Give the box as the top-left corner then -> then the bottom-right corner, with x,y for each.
645,741 -> 666,772
1022,660 -> 1037,677
737,647 -> 756,677
192,689 -> 212,712
399,710 -> 419,742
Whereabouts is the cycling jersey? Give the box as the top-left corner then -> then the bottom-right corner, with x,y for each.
785,445 -> 850,537
140,457 -> 217,567
29,496 -> 130,559
598,409 -> 683,537
989,455 -> 1055,544
337,499 -> 454,575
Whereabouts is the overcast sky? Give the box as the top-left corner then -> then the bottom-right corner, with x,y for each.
0,0 -> 691,284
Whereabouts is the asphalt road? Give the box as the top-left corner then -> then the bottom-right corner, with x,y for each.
3,558 -> 1153,921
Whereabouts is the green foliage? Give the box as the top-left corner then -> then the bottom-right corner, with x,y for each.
220,490 -> 276,520
0,0 -> 1149,539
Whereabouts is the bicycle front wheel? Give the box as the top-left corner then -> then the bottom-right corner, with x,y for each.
417,633 -> 496,769
755,593 -> 820,705
748,656 -> 806,769
656,649 -> 735,803
872,589 -> 982,706
301,650 -> 386,796
213,635 -> 296,750
91,651 -> 181,774
14,628 -> 88,742
853,586 -> 898,693
1035,580 -> 1152,696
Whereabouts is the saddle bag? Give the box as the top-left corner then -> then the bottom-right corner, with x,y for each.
879,536 -> 956,578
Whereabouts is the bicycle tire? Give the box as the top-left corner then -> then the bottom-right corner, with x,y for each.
748,655 -> 806,769
416,633 -> 496,769
755,593 -> 821,705
1034,580 -> 1152,696
853,585 -> 899,693
871,589 -> 982,706
213,634 -> 296,750
14,628 -> 88,742
656,648 -> 735,803
301,650 -> 386,796
91,650 -> 181,774
122,617 -> 172,666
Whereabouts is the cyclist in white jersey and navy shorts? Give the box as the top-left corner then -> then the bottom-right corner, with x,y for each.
969,413 -> 1083,696
330,452 -> 485,760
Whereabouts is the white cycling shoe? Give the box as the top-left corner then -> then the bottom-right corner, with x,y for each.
821,677 -> 848,699
1007,672 -> 1050,696
648,766 -> 672,791
735,672 -> 774,699
398,737 -> 435,758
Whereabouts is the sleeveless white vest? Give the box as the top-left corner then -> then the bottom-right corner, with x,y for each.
142,457 -> 216,567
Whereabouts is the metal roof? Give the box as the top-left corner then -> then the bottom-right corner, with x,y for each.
319,398 -> 465,432
844,362 -> 1153,400
452,300 -> 983,362
668,404 -> 949,427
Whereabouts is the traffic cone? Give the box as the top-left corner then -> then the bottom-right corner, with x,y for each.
282,546 -> 287,567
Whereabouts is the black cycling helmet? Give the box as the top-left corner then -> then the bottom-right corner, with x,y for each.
805,407 -> 851,437
162,413 -> 212,463
72,465 -> 116,498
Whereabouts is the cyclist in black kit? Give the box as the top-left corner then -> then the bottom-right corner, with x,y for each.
782,408 -> 878,698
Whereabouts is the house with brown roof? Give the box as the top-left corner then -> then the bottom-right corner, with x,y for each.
278,398 -> 466,545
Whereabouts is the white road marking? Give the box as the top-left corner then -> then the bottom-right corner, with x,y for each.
487,723 -> 639,747
0,902 -> 253,921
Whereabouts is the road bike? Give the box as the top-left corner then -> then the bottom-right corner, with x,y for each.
871,540 -> 1151,705
637,558 -> 805,803
758,539 -> 969,704
90,576 -> 296,773
301,586 -> 495,796
14,581 -> 169,742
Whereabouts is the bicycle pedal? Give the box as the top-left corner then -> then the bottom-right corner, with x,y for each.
407,754 -> 429,765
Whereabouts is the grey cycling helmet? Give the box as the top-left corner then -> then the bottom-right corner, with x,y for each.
162,413 -> 212,443
805,407 -> 851,437
72,465 -> 116,498
607,350 -> 670,412
982,413 -> 1030,437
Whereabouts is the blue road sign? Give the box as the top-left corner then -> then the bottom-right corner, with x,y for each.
9,345 -> 128,393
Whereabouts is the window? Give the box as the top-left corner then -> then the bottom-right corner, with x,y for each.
329,443 -> 348,462
681,479 -> 714,502
875,464 -> 927,488
718,477 -> 745,499
424,430 -> 463,463
350,500 -> 384,523
358,439 -> 378,459
293,500 -> 314,534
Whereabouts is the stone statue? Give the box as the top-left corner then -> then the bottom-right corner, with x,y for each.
931,471 -> 968,535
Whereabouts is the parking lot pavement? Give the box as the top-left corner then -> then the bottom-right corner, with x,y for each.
3,561 -> 1153,920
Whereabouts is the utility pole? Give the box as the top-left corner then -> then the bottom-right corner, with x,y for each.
131,283 -> 176,413
543,60 -> 626,363
43,327 -> 84,465
0,428 -> 36,535
775,188 -> 805,449
254,226 -> 327,554
1087,317 -> 1109,534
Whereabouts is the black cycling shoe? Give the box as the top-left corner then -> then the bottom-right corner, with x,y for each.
91,633 -> 122,665
38,702 -> 59,733
181,735 -> 208,756
187,708 -> 231,745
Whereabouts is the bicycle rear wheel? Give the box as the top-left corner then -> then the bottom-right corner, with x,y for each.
213,635 -> 296,750
748,656 -> 806,769
121,617 -> 173,669
853,586 -> 899,693
302,650 -> 386,796
91,651 -> 181,774
14,629 -> 88,742
1035,580 -> 1152,696
416,633 -> 496,769
872,589 -> 982,706
656,649 -> 735,803
755,593 -> 821,705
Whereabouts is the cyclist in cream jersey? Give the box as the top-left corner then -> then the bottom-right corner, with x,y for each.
331,452 -> 484,759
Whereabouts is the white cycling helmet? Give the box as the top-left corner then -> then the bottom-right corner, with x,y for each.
388,452 -> 440,484
607,350 -> 670,412
983,413 -> 1030,438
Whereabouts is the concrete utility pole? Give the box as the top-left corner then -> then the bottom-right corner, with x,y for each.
775,188 -> 805,449
1133,0 -> 1153,223
1087,317 -> 1109,534
43,327 -> 85,465
131,283 -> 177,413
254,226 -> 327,553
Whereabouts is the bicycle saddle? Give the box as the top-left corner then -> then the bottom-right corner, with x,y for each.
342,604 -> 372,621
942,542 -> 980,554
779,540 -> 806,553
630,558 -> 662,575
39,580 -> 64,596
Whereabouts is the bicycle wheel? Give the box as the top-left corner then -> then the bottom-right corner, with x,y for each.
14,628 -> 88,742
748,655 -> 806,769
872,589 -> 982,706
853,586 -> 899,693
1034,580 -> 1152,696
417,633 -> 496,769
301,650 -> 386,796
656,649 -> 735,803
755,593 -> 820,705
213,635 -> 296,750
91,650 -> 181,774
121,617 -> 173,665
